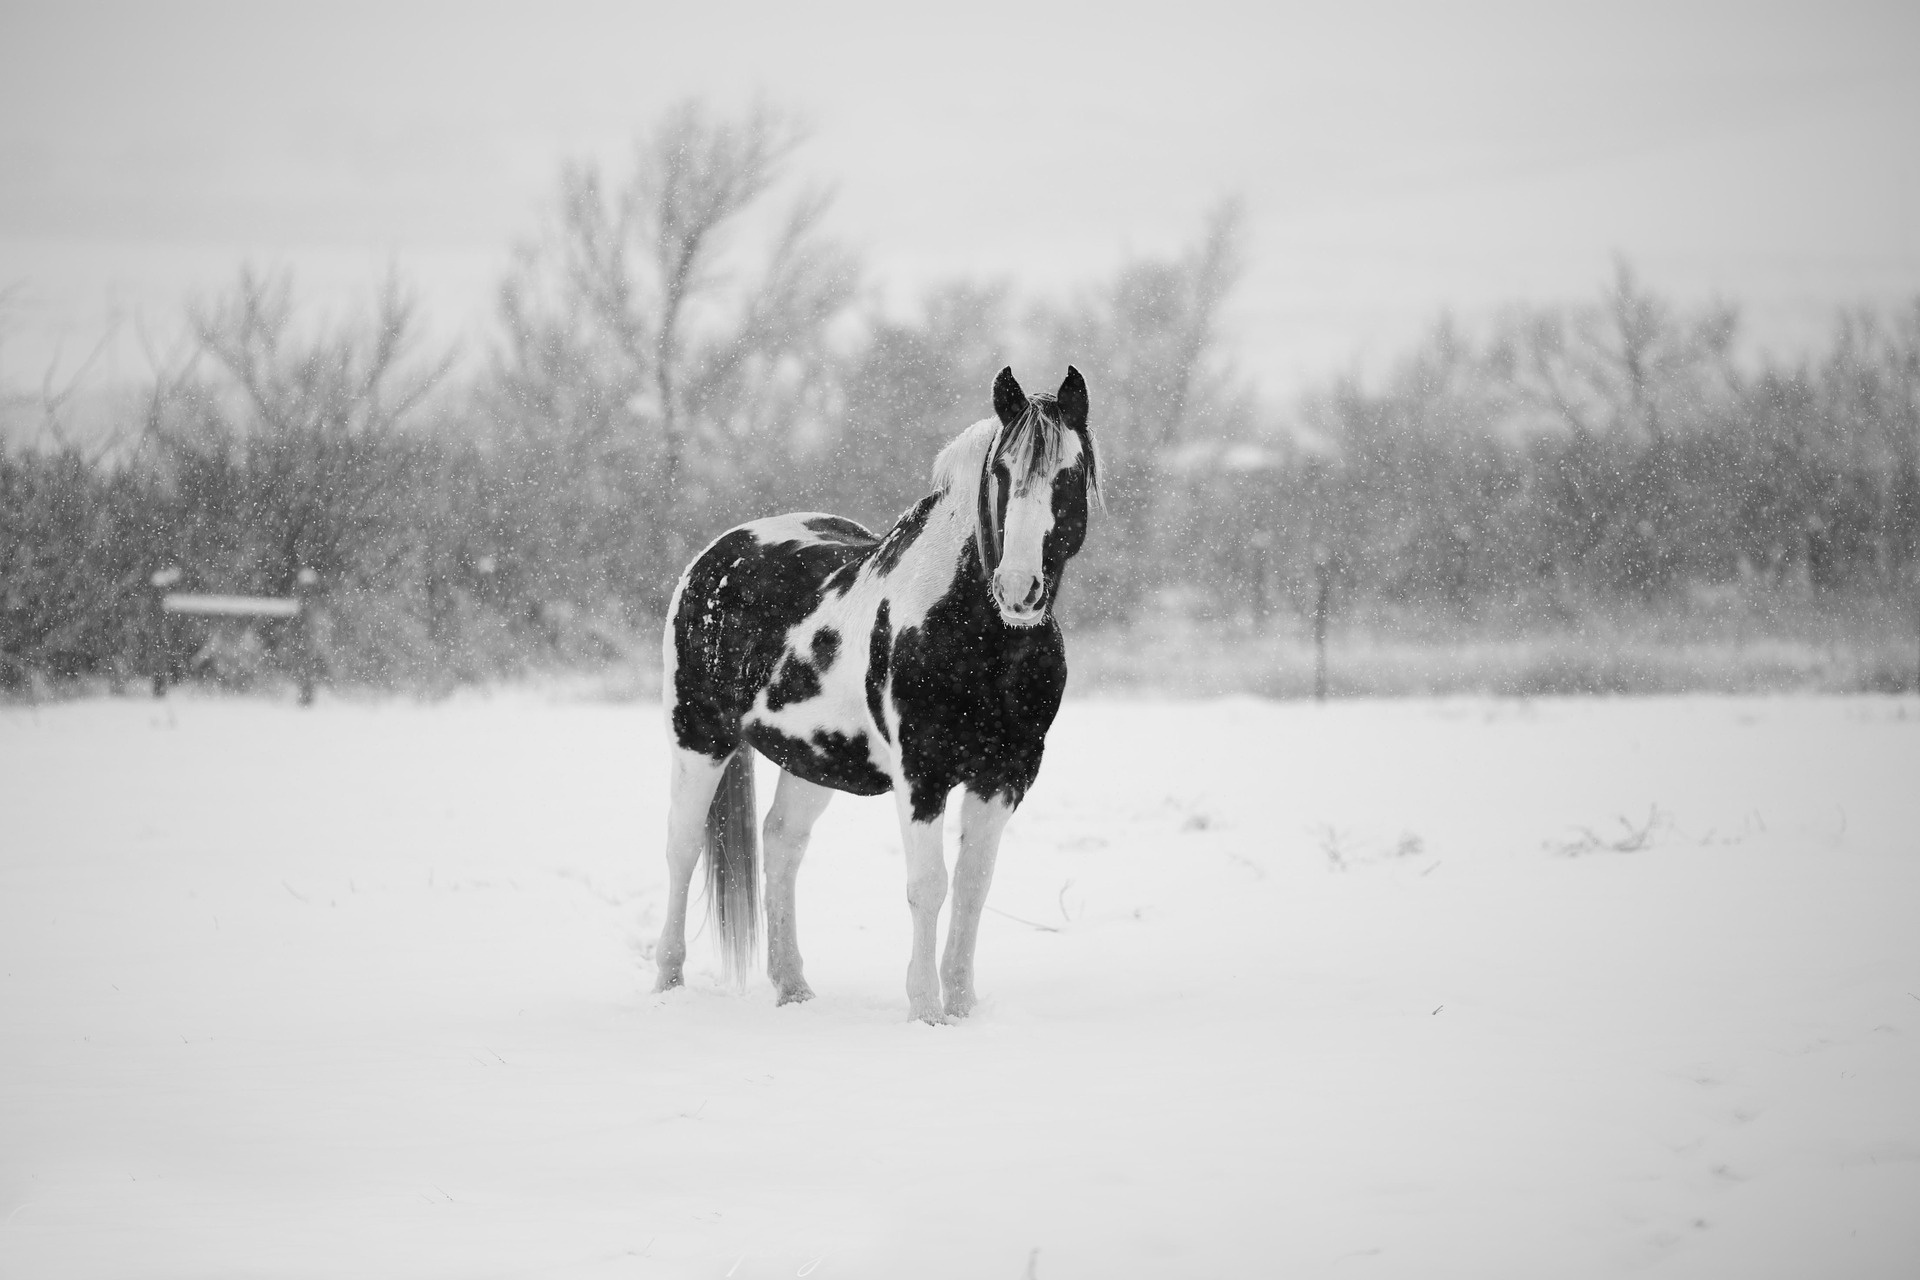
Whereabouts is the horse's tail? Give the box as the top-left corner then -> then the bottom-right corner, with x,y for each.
704,746 -> 760,988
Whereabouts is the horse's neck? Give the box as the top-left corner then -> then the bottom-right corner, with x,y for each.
878,484 -> 994,632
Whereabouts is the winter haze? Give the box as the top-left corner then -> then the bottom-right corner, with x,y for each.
4,3 -> 1920,1278
3,0 -> 1917,394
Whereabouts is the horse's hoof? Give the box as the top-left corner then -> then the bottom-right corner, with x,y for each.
652,969 -> 684,994
943,995 -> 976,1020
775,983 -> 815,1006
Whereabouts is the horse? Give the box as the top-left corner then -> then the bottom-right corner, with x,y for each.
652,366 -> 1101,1022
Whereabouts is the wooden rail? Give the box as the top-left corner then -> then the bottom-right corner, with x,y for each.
148,568 -> 321,705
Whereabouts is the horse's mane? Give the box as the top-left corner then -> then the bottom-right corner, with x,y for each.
930,420 -> 1001,499
929,396 -> 1101,504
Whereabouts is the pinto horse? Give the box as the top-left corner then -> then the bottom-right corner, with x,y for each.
653,366 -> 1100,1022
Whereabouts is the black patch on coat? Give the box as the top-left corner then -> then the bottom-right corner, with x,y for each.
866,600 -> 892,744
745,723 -> 892,795
1040,462 -> 1091,603
889,539 -> 1069,823
763,653 -> 822,712
671,525 -> 876,760
804,515 -> 875,544
872,495 -> 936,576
811,627 -> 840,670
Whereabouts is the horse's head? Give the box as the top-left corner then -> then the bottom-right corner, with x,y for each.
976,366 -> 1101,628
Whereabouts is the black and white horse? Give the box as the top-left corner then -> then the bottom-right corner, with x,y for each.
653,367 -> 1100,1022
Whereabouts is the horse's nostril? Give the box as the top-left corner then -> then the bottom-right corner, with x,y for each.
996,571 -> 1040,611
993,568 -> 1045,616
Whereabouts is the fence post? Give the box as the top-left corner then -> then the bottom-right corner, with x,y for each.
1249,529 -> 1273,625
149,567 -> 182,697
1911,560 -> 1920,695
1312,546 -> 1332,703
294,568 -> 319,707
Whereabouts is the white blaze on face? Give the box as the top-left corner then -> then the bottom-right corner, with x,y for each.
993,482 -> 1053,619
991,431 -> 1081,625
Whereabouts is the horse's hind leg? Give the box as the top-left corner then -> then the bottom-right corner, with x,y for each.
763,769 -> 832,1005
653,746 -> 728,992
942,788 -> 1014,1019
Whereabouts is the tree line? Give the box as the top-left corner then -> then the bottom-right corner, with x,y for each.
1178,269 -> 1918,634
3,103 -> 1916,694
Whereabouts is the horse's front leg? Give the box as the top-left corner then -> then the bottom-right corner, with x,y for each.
942,788 -> 1013,1019
891,788 -> 948,1023
653,746 -> 728,992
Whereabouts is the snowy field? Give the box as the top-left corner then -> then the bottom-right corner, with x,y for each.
3,693 -> 1918,1279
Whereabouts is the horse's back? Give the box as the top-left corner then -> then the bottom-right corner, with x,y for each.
666,512 -> 878,762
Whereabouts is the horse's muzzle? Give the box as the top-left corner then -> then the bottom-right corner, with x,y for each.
992,572 -> 1047,627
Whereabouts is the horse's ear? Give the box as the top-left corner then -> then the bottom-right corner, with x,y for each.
993,366 -> 1027,429
1055,366 -> 1088,432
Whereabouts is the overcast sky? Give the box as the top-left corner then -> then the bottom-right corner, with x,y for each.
2,0 -> 1917,404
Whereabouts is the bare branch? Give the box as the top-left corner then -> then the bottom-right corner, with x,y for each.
35,318 -> 119,453
189,266 -> 452,442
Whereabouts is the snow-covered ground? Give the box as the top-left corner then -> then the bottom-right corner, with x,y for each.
2,693 -> 1917,1278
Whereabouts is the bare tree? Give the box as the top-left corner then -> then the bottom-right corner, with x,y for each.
193,266 -> 453,440
154,268 -> 455,594
0,283 -> 44,452
1493,260 -> 1737,441
496,99 -> 858,582
1036,199 -> 1245,463
1029,199 -> 1248,619
0,282 -> 127,462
